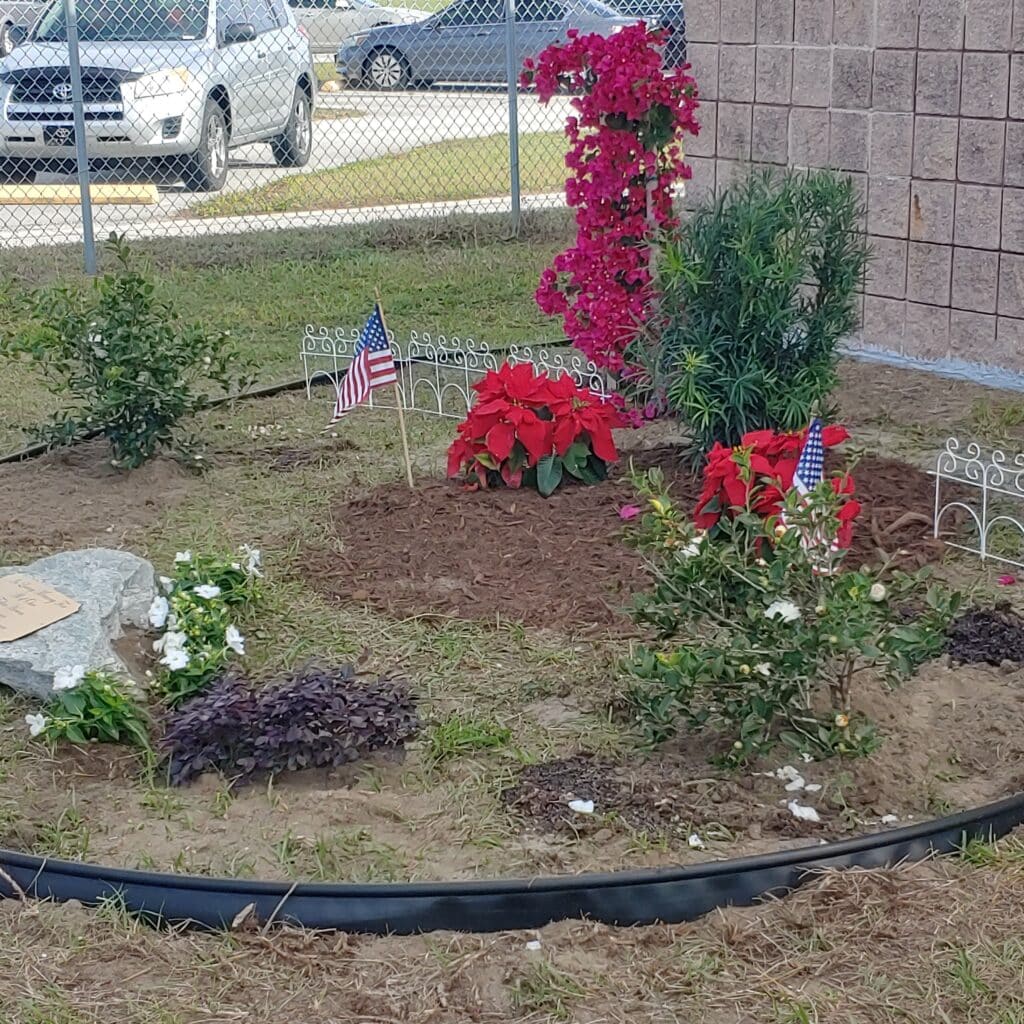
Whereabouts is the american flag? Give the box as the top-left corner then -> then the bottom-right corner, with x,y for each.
793,418 -> 825,495
331,306 -> 398,421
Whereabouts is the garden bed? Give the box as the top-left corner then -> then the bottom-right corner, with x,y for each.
2,413 -> 1017,887
310,451 -> 952,632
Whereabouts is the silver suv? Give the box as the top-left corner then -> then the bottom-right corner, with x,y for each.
0,0 -> 316,190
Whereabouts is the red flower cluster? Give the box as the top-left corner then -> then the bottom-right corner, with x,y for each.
447,361 -> 623,491
695,426 -> 861,549
522,24 -> 699,374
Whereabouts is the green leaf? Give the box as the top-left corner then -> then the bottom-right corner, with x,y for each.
536,454 -> 563,497
65,723 -> 88,744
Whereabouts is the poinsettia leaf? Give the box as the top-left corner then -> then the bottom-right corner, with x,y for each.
563,441 -> 589,476
536,454 -> 563,497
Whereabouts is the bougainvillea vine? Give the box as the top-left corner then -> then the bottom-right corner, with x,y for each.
522,23 -> 699,375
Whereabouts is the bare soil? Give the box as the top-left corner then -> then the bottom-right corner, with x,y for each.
0,439 -> 193,558
4,653 -> 1022,882
309,451 -> 950,633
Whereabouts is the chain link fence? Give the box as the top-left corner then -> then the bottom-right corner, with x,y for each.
0,0 -> 686,263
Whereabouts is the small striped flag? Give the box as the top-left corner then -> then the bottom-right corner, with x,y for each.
793,418 -> 825,496
331,305 -> 398,422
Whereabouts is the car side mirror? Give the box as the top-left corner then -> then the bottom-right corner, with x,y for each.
9,25 -> 27,46
223,21 -> 257,44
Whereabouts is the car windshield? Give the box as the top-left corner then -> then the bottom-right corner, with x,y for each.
573,0 -> 624,16
34,0 -> 209,42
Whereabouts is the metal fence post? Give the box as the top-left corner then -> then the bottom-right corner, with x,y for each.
65,0 -> 96,274
504,0 -> 521,235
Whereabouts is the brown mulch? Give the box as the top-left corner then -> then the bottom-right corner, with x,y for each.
947,606 -> 1024,666
307,450 -> 953,632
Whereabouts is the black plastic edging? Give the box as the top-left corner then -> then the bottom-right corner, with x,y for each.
3,791 -> 1023,934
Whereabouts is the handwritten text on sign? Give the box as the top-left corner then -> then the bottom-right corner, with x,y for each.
0,575 -> 80,643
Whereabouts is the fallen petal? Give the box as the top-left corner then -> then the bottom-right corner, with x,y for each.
784,776 -> 806,792
687,833 -> 706,850
788,800 -> 821,823
998,574 -> 1017,586
525,940 -> 542,951
618,504 -> 642,521
880,814 -> 899,825
568,799 -> 595,815
804,783 -> 823,793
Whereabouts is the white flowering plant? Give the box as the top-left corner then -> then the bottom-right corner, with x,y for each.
151,546 -> 261,707
27,667 -> 150,748
626,470 -> 959,764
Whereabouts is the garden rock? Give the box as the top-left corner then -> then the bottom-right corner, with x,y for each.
0,549 -> 156,700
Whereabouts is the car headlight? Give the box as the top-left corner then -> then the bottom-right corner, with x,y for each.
131,67 -> 190,100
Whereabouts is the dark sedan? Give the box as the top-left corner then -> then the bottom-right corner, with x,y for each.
336,0 -> 636,90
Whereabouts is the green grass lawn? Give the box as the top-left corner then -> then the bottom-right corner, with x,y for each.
0,214 -> 570,455
187,132 -> 567,219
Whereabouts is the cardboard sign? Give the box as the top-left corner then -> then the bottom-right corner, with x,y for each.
0,575 -> 80,643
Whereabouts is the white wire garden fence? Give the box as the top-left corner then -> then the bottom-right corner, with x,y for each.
0,0 -> 686,267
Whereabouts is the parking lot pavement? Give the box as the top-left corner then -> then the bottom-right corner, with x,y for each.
0,88 -> 573,249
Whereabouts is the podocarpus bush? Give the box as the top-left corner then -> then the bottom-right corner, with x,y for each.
653,169 -> 869,456
0,234 -> 251,468
626,470 -> 958,764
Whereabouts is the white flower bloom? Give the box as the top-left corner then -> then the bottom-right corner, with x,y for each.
869,583 -> 887,602
687,833 -> 706,850
240,544 -> 262,578
568,799 -> 595,815
753,662 -> 771,677
159,575 -> 174,593
231,562 -> 242,571
25,713 -> 48,738
225,625 -> 245,655
154,630 -> 187,655
880,813 -> 898,825
804,783 -> 822,793
53,664 -> 86,692
148,595 -> 170,629
194,584 -> 221,600
765,599 -> 802,623
174,550 -> 192,564
161,648 -> 190,671
788,800 -> 821,823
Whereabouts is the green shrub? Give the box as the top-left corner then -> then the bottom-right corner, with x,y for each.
626,471 -> 958,764
0,234 -> 251,468
651,169 -> 868,456
26,668 -> 150,748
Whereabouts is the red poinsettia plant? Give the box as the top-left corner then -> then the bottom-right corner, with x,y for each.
695,425 -> 861,549
447,361 -> 624,496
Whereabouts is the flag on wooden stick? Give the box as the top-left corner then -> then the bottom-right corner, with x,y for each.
330,305 -> 398,421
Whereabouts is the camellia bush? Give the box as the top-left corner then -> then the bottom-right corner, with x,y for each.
0,234 -> 252,469
654,169 -> 869,456
447,361 -> 623,495
523,23 -> 699,375
626,457 -> 959,764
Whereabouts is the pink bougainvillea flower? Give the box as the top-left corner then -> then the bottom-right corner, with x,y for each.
618,504 -> 642,521
998,574 -> 1017,586
523,23 -> 700,378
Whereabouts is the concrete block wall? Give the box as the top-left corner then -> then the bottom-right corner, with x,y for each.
685,0 -> 1024,376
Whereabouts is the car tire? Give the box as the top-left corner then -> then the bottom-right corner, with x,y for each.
0,158 -> 34,185
365,47 -> 410,90
181,100 -> 229,193
0,22 -> 13,58
270,86 -> 312,169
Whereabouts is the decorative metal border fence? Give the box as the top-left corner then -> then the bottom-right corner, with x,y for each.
932,437 -> 1024,569
300,324 -> 610,419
